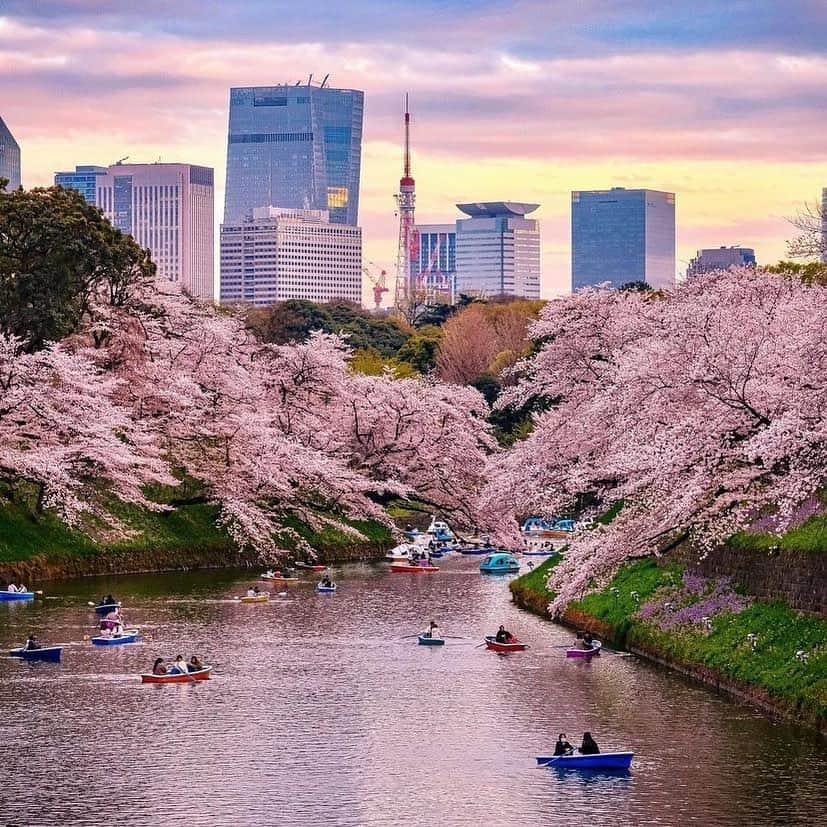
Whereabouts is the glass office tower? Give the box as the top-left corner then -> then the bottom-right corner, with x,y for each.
54,165 -> 108,205
223,83 -> 364,226
571,188 -> 675,290
0,116 -> 21,190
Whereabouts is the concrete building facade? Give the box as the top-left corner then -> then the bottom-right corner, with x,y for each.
454,202 -> 541,299
220,206 -> 362,306
96,163 -> 214,299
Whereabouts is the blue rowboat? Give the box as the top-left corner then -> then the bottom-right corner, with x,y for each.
316,584 -> 337,593
522,549 -> 558,557
480,553 -> 520,574
91,629 -> 142,646
536,752 -> 633,770
459,547 -> 497,556
93,602 -> 121,616
9,646 -> 62,662
0,590 -> 34,602
418,634 -> 445,646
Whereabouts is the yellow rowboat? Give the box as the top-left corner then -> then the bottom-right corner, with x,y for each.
239,594 -> 269,604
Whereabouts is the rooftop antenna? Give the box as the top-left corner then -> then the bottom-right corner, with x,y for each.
308,73 -> 313,86
321,73 -> 330,88
114,156 -> 129,165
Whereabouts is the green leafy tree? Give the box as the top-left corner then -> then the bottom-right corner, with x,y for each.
0,182 -> 155,351
397,325 -> 442,373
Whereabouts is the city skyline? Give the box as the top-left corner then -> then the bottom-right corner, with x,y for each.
2,2 -> 827,300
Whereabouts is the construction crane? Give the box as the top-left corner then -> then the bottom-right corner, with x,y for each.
363,264 -> 389,310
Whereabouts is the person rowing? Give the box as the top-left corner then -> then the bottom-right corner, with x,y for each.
169,655 -> 188,675
579,632 -> 595,650
554,733 -> 574,756
423,620 -> 440,640
188,655 -> 204,672
495,625 -> 514,644
23,633 -> 41,651
320,576 -> 333,588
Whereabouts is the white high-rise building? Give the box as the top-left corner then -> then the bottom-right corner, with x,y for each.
219,207 -> 362,306
96,163 -> 214,299
455,202 -> 541,299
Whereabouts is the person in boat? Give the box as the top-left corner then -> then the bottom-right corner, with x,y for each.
554,734 -> 574,756
579,732 -> 600,754
188,655 -> 204,672
170,655 -> 188,675
24,633 -> 41,651
246,586 -> 258,597
321,576 -> 333,588
580,632 -> 595,650
6,583 -> 17,593
424,620 -> 440,639
495,625 -> 514,644
152,658 -> 167,675
101,594 -> 116,607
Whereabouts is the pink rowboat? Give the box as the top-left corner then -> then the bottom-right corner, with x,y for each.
484,636 -> 528,652
390,563 -> 439,573
566,641 -> 602,658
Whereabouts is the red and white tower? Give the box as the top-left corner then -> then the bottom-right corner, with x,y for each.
394,94 -> 418,308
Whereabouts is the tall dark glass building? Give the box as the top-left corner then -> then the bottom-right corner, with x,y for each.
223,83 -> 363,226
571,188 -> 675,290
0,116 -> 21,190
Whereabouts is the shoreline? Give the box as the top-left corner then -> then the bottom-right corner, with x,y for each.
0,541 -> 390,584
510,566 -> 827,737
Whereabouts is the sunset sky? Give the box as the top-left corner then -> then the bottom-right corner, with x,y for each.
2,0 -> 827,298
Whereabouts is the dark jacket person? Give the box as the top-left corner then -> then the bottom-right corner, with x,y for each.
580,732 -> 600,754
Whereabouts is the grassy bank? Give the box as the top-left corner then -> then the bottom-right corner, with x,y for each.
510,557 -> 827,729
0,484 -> 392,581
729,513 -> 827,555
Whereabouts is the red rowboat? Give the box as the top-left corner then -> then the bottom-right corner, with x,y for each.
484,636 -> 527,652
390,563 -> 440,573
141,666 -> 212,684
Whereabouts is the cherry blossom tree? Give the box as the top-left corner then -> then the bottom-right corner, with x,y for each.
0,334 -> 173,523
482,268 -> 827,613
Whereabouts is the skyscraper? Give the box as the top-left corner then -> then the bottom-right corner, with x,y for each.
220,206 -> 362,306
571,188 -> 675,290
0,116 -> 21,190
455,202 -> 541,299
223,82 -> 364,226
96,163 -> 214,300
54,165 -> 108,206
687,246 -> 756,277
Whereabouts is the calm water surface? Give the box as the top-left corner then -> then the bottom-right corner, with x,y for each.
1,557 -> 825,826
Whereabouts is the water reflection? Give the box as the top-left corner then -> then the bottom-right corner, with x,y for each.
0,559 -> 825,826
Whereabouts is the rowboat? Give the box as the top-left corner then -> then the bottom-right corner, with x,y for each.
418,634 -> 445,646
91,629 -> 142,646
261,575 -> 299,583
536,752 -> 633,770
566,641 -> 602,658
479,553 -> 520,574
295,562 -> 327,572
239,594 -> 269,603
0,590 -> 34,602
484,636 -> 527,652
141,666 -> 212,684
522,549 -> 558,557
9,646 -> 62,662
459,547 -> 496,556
390,563 -> 439,573
93,602 -> 121,616
316,584 -> 337,593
